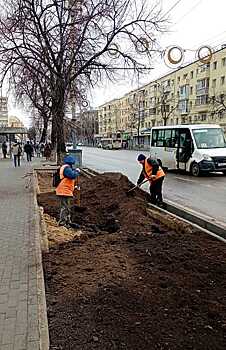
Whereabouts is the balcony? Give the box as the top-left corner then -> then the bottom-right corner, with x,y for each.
196,87 -> 209,96
163,84 -> 171,93
179,85 -> 189,100
149,107 -> 156,115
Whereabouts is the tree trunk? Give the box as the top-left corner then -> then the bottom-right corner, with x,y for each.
40,118 -> 49,144
51,78 -> 66,164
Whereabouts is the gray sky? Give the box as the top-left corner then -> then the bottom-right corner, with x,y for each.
9,0 -> 226,125
89,0 -> 226,106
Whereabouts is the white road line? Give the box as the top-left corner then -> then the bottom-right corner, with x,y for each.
174,176 -> 216,188
175,176 -> 196,183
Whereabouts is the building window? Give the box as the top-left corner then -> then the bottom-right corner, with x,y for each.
196,78 -> 209,92
190,71 -> 194,79
183,73 -> 188,80
221,76 -> 225,85
212,79 -> 217,88
195,95 -> 208,105
213,61 -> 217,69
177,76 -> 180,83
190,86 -> 193,95
222,57 -> 226,66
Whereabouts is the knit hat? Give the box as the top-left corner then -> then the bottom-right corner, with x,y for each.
137,154 -> 146,161
63,155 -> 76,165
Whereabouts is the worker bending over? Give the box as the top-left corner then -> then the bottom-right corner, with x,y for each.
56,155 -> 80,229
137,154 -> 165,206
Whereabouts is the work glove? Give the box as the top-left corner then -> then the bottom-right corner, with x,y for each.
75,168 -> 80,174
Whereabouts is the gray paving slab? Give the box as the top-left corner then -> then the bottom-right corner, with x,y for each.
0,158 -> 46,350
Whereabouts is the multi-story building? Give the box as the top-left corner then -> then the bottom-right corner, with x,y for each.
97,46 -> 226,147
0,97 -> 8,127
8,116 -> 24,128
70,108 -> 98,145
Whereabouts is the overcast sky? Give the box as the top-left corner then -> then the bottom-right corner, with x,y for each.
9,0 -> 226,126
89,0 -> 226,106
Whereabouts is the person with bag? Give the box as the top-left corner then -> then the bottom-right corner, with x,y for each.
12,142 -> 22,167
24,141 -> 33,162
55,155 -> 80,229
2,141 -> 7,159
137,154 -> 165,206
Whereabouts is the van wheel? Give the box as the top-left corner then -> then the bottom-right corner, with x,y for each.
190,162 -> 200,177
223,170 -> 226,175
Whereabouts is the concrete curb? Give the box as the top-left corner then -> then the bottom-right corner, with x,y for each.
163,199 -> 226,239
39,207 -> 49,253
147,204 -> 226,244
32,170 -> 50,350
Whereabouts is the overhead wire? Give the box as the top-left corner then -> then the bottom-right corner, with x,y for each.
160,0 -> 184,19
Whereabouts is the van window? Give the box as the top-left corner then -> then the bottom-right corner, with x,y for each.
151,128 -> 179,148
192,128 -> 226,149
157,130 -> 165,146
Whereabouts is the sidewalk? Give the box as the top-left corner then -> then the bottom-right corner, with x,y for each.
0,158 -> 44,350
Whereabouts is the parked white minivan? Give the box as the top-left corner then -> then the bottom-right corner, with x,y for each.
150,124 -> 226,176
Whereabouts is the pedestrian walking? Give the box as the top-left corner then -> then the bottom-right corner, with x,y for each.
55,155 -> 80,229
137,154 -> 165,206
24,141 -> 33,162
44,143 -> 52,160
40,143 -> 45,157
36,144 -> 41,158
2,141 -> 7,159
12,142 -> 22,167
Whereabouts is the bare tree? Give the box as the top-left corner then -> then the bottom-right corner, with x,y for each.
0,0 -> 166,160
126,89 -> 146,146
209,94 -> 226,120
157,85 -> 178,126
11,64 -> 52,144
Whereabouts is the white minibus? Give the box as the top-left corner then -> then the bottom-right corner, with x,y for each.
100,138 -> 122,150
150,124 -> 226,176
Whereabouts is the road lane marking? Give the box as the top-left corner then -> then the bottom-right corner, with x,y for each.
174,176 -> 217,188
175,176 -> 196,183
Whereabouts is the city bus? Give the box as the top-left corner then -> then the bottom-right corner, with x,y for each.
150,124 -> 226,176
100,138 -> 122,150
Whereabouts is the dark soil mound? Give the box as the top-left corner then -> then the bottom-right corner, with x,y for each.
44,229 -> 226,350
39,172 -> 226,350
38,172 -> 151,234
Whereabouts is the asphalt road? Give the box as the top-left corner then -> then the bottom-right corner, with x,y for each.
82,147 -> 226,226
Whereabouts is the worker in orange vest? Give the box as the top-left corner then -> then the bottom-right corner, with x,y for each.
137,154 -> 165,206
56,155 -> 80,228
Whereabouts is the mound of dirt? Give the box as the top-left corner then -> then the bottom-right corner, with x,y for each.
38,172 -> 152,234
38,171 -> 226,350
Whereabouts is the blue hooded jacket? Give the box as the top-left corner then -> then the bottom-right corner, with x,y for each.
63,155 -> 80,179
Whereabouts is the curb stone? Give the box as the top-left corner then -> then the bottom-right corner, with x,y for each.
32,170 -> 50,350
39,207 -> 49,253
147,204 -> 226,244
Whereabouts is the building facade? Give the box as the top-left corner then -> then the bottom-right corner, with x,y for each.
97,46 -> 226,147
0,97 -> 8,127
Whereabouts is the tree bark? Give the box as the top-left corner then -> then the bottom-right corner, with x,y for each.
40,118 -> 49,144
51,78 -> 66,164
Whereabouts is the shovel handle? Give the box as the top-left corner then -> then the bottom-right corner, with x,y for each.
127,178 -> 150,193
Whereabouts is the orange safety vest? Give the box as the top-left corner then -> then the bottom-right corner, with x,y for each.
56,164 -> 75,197
143,159 -> 165,183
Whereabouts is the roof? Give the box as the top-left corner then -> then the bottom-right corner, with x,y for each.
152,124 -> 221,130
0,127 -> 27,135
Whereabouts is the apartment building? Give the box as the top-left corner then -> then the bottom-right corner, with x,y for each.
97,46 -> 226,146
0,97 -> 8,127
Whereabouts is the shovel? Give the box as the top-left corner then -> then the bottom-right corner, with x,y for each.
126,178 -> 150,195
72,176 -> 87,212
